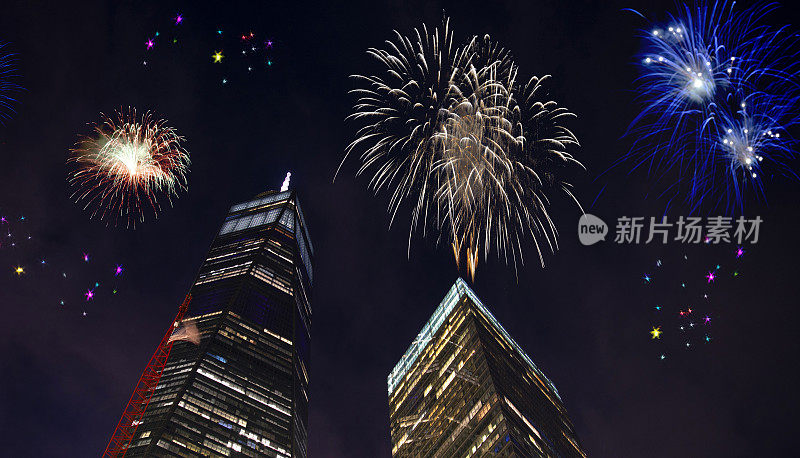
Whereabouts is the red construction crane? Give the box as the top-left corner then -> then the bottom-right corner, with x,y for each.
103,294 -> 192,457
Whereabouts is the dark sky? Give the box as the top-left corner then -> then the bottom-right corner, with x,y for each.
1,0 -> 799,456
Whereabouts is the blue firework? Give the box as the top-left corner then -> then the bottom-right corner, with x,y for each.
623,1 -> 800,213
626,3 -> 735,176
0,43 -> 20,124
709,91 -> 799,207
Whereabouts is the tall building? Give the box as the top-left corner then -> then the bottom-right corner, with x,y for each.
388,279 -> 585,457
123,185 -> 313,457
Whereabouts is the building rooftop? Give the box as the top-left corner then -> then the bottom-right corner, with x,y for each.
387,278 -> 560,399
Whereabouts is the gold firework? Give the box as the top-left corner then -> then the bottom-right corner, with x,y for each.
341,19 -> 583,279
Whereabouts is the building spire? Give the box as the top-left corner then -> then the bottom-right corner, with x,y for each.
280,172 -> 291,192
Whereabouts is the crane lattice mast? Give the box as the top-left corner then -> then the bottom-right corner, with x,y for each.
103,294 -> 192,457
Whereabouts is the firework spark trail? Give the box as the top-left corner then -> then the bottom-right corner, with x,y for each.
711,91 -> 800,201
0,43 -> 21,124
340,19 -> 583,279
433,51 -> 514,263
622,1 -> 800,213
342,19 -> 469,230
68,108 -> 190,227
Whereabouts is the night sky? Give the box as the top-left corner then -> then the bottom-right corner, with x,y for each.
1,1 -> 799,456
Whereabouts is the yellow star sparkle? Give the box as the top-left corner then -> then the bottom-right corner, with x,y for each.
14,266 -> 24,275
650,326 -> 662,339
212,51 -> 224,63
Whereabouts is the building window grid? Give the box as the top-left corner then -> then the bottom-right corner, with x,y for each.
219,208 -> 283,236
389,283 -> 461,395
296,223 -> 313,284
389,284 -> 582,458
278,209 -> 294,231
194,262 -> 252,286
127,192 -> 312,458
206,238 -> 266,263
294,197 -> 314,254
391,313 -> 484,456
195,363 -> 293,419
251,265 -> 294,295
229,191 -> 290,213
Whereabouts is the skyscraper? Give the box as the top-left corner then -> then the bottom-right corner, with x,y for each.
118,184 -> 313,457
388,279 -> 585,457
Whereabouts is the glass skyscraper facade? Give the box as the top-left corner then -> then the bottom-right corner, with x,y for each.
124,189 -> 313,457
388,279 -> 585,457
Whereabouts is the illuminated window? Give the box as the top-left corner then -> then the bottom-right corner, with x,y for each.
229,191 -> 290,213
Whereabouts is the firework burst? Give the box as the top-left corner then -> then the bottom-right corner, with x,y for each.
711,90 -> 799,200
433,59 -> 515,273
0,43 -> 21,124
623,1 -> 800,212
68,108 -> 190,227
340,18 -> 469,227
340,19 -> 582,279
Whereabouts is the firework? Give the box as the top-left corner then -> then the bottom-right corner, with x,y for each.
623,2 -> 800,212
709,91 -> 800,205
436,71 -> 582,274
68,108 -> 190,227
0,210 -> 130,316
340,18 -> 468,227
628,4 -> 731,155
433,48 -> 515,273
644,246 -> 747,359
0,43 -> 21,124
340,19 -> 582,278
